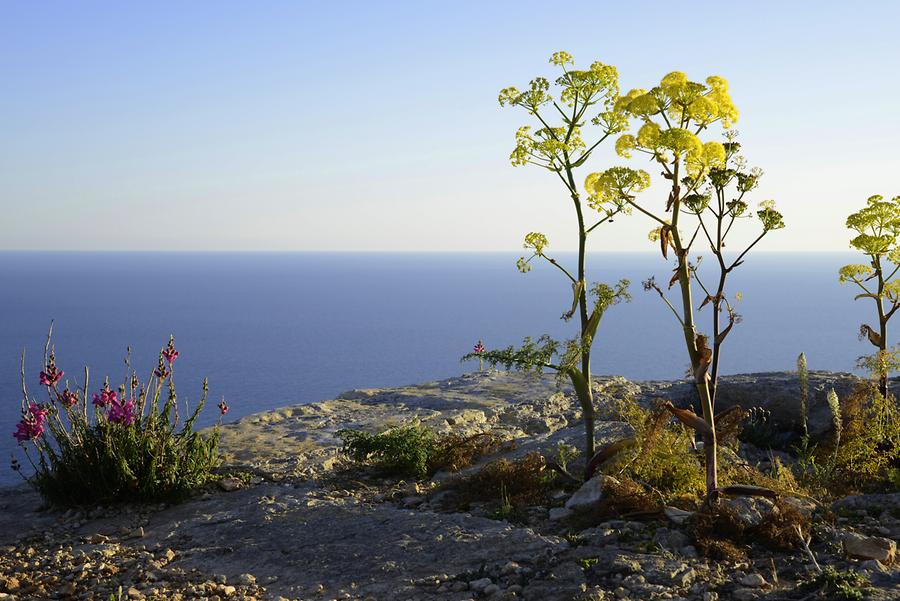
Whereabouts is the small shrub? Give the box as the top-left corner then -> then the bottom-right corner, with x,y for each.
12,330 -> 222,506
797,382 -> 900,496
739,406 -> 781,448
443,451 -> 552,515
603,396 -> 705,502
689,497 -> 809,559
337,424 -> 503,479
800,567 -> 868,601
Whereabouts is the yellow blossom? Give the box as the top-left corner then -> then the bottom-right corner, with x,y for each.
550,51 -> 574,66
636,122 -> 661,149
584,167 -> 650,211
615,134 -> 637,158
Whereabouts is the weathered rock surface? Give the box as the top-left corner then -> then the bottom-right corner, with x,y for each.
2,370 -> 898,601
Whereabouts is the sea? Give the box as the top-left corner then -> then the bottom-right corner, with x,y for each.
0,251 -> 868,485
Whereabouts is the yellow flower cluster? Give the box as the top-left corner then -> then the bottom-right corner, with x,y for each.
508,124 -> 585,168
756,202 -> 785,231
845,194 -> 900,256
550,51 -> 574,67
839,263 -> 875,283
583,167 -> 650,211
523,232 -> 549,254
611,72 -> 740,174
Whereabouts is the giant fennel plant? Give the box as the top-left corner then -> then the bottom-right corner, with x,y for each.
464,52 -> 632,475
585,71 -> 785,499
839,194 -> 900,397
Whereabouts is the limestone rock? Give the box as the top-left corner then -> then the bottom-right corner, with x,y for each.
566,475 -> 618,511
842,531 -> 897,563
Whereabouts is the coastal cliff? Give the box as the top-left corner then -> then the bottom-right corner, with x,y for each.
0,371 -> 897,601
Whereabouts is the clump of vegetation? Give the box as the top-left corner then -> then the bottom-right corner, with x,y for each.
336,423 -> 503,479
441,452 -> 555,519
599,395 -> 705,503
798,382 -> 900,496
594,69 -> 785,499
688,498 -> 809,559
463,51 -> 635,475
12,326 -> 222,506
800,567 -> 869,601
839,194 -> 900,397
592,394 -> 805,510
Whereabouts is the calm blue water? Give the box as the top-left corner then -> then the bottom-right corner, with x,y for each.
0,251 -> 866,484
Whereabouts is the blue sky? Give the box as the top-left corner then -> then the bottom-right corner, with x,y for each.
1,1 -> 898,251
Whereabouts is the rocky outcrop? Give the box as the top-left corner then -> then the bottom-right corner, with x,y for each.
2,370 -> 898,601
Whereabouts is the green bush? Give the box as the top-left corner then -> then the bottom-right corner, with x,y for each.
800,567 -> 868,601
337,423 -> 502,479
602,396 -> 705,502
799,382 -> 900,496
12,331 -> 222,505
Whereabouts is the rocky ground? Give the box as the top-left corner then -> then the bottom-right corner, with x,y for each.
0,371 -> 898,600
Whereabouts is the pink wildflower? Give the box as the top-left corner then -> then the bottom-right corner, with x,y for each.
217,399 -> 229,416
161,337 -> 179,364
12,404 -> 49,443
39,351 -> 64,387
473,341 -> 485,355
58,388 -> 78,408
153,355 -> 170,379
92,386 -> 117,408
107,396 -> 136,426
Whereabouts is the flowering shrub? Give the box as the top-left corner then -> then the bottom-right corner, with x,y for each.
467,52 -> 634,477
11,329 -> 223,506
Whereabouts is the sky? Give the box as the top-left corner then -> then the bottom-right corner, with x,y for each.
1,1 -> 898,252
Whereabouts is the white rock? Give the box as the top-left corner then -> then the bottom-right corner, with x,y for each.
842,531 -> 897,563
722,497 -> 776,527
565,475 -> 618,511
663,506 -> 693,525
739,573 -> 767,587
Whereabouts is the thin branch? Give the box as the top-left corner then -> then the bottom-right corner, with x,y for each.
541,254 -> 578,284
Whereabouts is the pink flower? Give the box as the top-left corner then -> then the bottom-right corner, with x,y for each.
217,399 -> 229,416
28,403 -> 49,422
39,369 -> 64,386
161,337 -> 179,364
57,388 -> 78,408
473,341 -> 485,355
39,351 -> 64,387
107,396 -> 136,426
92,387 -> 117,408
153,355 -> 170,379
12,404 -> 49,443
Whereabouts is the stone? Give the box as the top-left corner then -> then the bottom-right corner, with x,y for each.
549,507 -> 573,521
739,573 -> 767,587
722,497 -> 776,528
663,506 -> 693,526
842,531 -> 897,563
469,577 -> 492,593
566,475 -> 618,511
238,573 -> 256,585
218,477 -> 242,492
